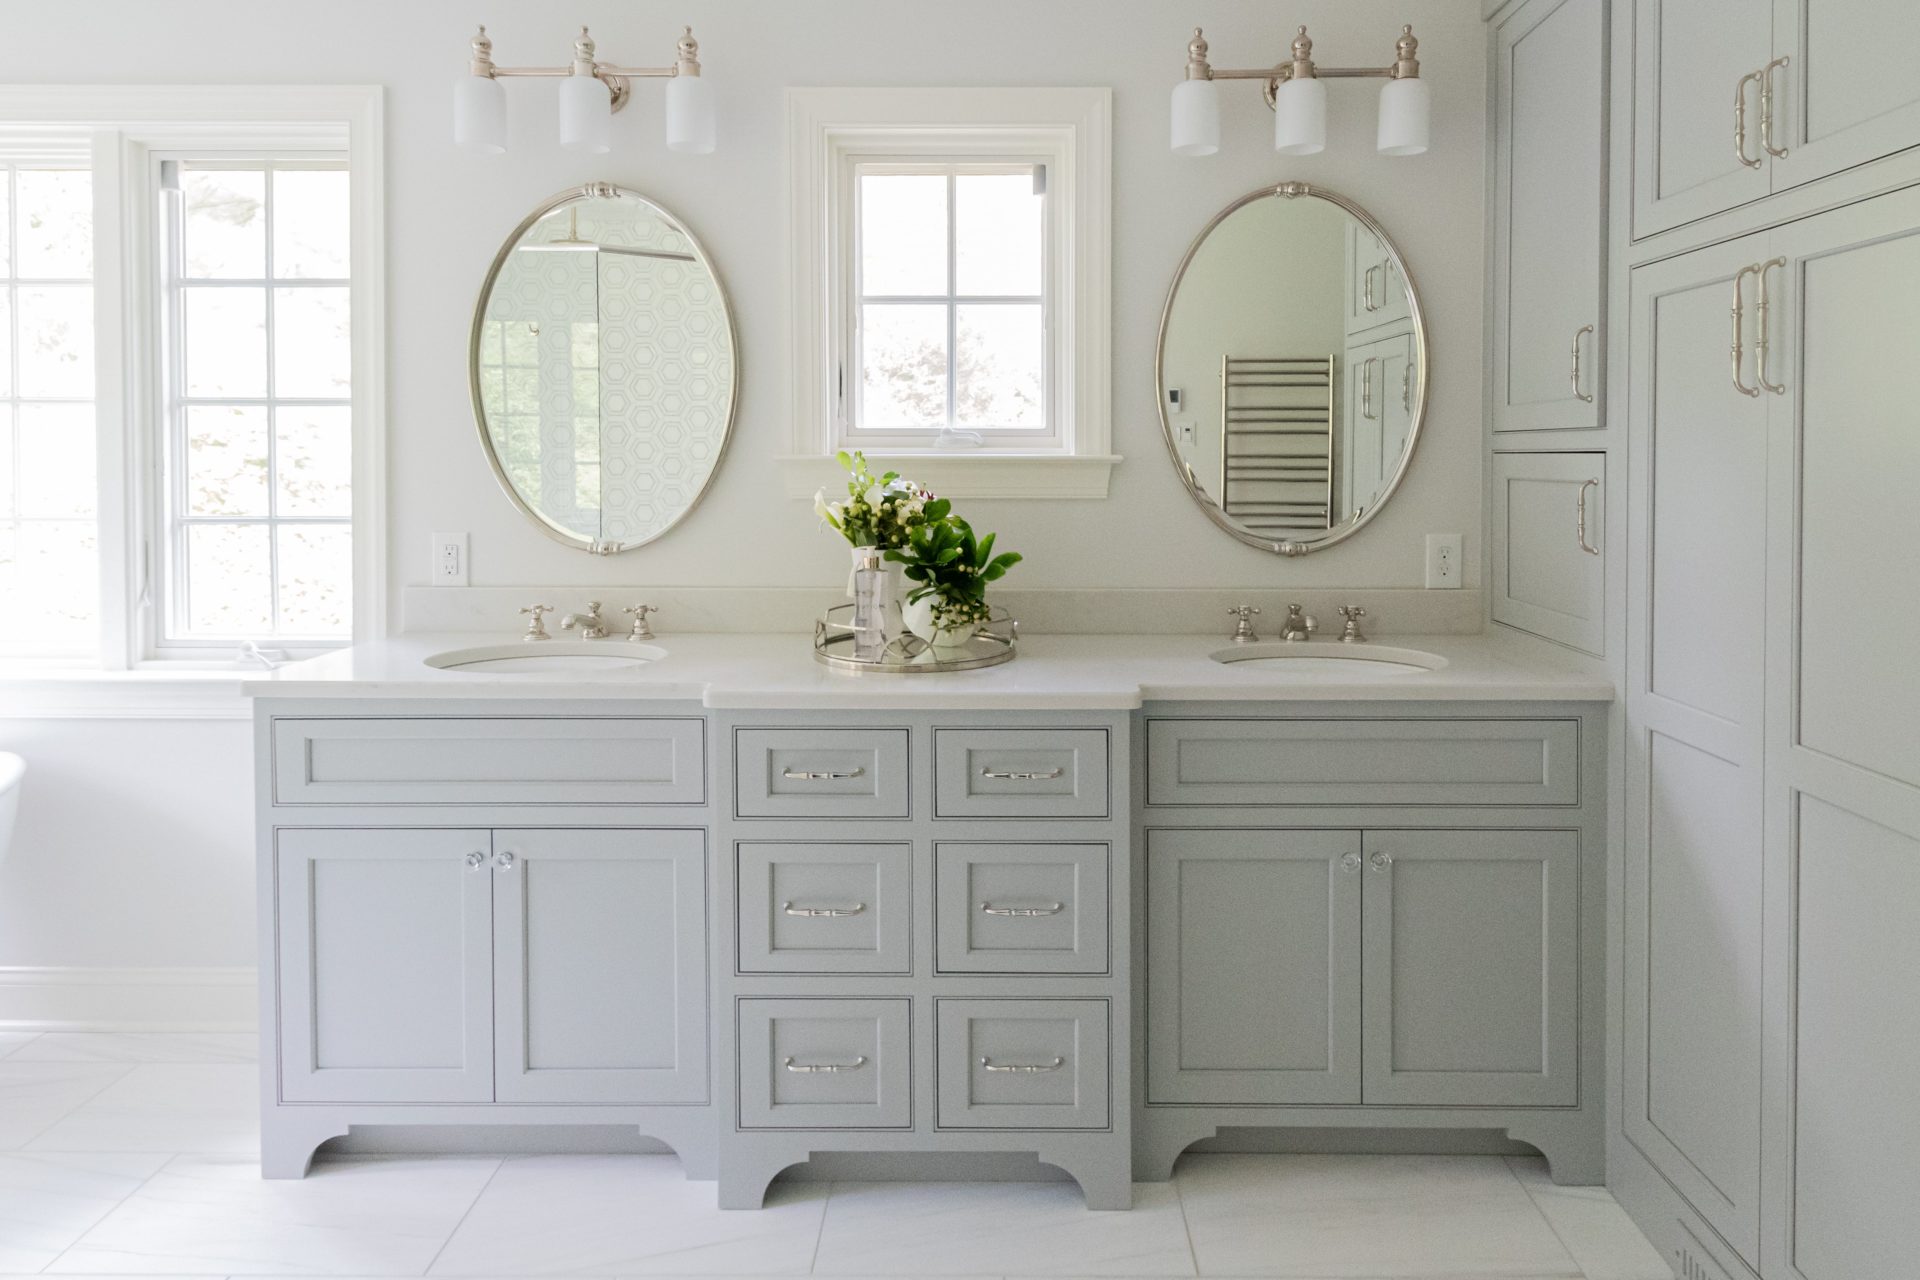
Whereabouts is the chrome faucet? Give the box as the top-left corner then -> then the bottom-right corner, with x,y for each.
1279,603 -> 1317,642
560,600 -> 610,640
1227,605 -> 1261,643
622,603 -> 659,641
519,603 -> 553,641
1337,604 -> 1369,643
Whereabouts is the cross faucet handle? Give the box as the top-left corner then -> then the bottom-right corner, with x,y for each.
519,604 -> 554,642
1227,604 -> 1261,643
622,603 -> 659,640
1337,604 -> 1368,643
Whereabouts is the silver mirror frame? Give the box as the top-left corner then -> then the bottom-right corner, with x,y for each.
468,182 -> 740,555
1154,181 -> 1428,557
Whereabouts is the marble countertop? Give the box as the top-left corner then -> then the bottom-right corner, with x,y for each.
241,630 -> 1613,709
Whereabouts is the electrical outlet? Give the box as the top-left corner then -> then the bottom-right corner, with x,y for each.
431,532 -> 468,586
1425,533 -> 1462,589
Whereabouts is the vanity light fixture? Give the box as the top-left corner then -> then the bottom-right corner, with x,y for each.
454,24 -> 716,157
1171,25 -> 1430,158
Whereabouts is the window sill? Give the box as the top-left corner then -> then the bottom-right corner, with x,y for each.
0,667 -> 251,720
778,452 -> 1120,501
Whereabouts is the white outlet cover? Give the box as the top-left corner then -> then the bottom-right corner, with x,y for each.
1425,533 -> 1462,589
431,532 -> 469,586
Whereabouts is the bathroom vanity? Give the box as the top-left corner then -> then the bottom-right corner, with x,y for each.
248,631 -> 1608,1209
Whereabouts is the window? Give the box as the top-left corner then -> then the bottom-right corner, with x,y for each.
786,88 -> 1113,500
156,157 -> 352,646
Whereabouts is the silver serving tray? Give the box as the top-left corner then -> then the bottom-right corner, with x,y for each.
813,603 -> 1017,674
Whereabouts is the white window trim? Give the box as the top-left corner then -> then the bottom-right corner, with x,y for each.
0,85 -> 386,678
782,86 -> 1114,500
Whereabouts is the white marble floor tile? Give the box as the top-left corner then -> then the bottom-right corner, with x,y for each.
1505,1157 -> 1671,1280
1176,1154 -> 1580,1279
25,1064 -> 259,1154
9,1033 -> 257,1065
811,1180 -> 1195,1276
48,1154 -> 500,1274
0,1032 -> 39,1062
0,1150 -> 172,1272
427,1154 -> 828,1275
0,1063 -> 134,1150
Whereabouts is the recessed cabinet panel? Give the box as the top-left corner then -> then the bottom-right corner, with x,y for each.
1768,0 -> 1920,204
737,998 -> 911,1130
934,843 -> 1109,975
276,828 -> 495,1104
1360,829 -> 1579,1107
1492,452 -> 1606,656
1146,829 -> 1361,1104
737,842 -> 911,974
734,729 -> 908,819
493,829 -> 707,1104
936,999 -> 1110,1130
933,729 -> 1109,819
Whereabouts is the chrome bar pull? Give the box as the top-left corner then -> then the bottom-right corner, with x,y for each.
1577,478 -> 1601,556
781,766 -> 866,780
1759,56 -> 1789,158
782,901 -> 866,918
980,1056 -> 1065,1073
980,901 -> 1065,917
1569,324 -> 1595,403
1401,360 -> 1412,414
979,766 -> 1064,781
1734,68 -> 1764,169
1756,256 -> 1787,395
1362,262 -> 1377,312
1730,264 -> 1762,397
783,1055 -> 866,1073
1361,357 -> 1377,420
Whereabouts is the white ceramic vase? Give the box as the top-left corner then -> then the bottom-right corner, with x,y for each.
901,593 -> 981,650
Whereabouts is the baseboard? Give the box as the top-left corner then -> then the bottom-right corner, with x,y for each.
0,965 -> 257,1032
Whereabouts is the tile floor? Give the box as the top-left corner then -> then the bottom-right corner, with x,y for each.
0,1033 -> 1673,1279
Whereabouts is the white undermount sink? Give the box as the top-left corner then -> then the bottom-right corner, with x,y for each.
1208,642 -> 1448,677
424,641 -> 667,675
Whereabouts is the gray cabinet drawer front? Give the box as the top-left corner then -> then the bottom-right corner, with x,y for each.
738,998 -> 911,1130
934,843 -> 1109,974
1146,718 -> 1580,807
734,729 -> 908,818
737,842 -> 912,974
936,999 -> 1110,1130
934,729 -> 1109,818
272,718 -> 705,807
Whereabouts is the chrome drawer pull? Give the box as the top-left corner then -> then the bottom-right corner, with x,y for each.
782,901 -> 866,918
980,901 -> 1065,917
784,1055 -> 866,1073
979,766 -> 1064,781
980,1056 -> 1065,1073
781,766 -> 865,780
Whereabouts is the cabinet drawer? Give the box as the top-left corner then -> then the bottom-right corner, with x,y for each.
933,729 -> 1109,819
734,729 -> 908,819
737,998 -> 910,1130
272,717 -> 704,807
737,842 -> 911,974
1146,718 -> 1580,807
1492,452 -> 1606,656
936,999 -> 1109,1130
934,843 -> 1108,974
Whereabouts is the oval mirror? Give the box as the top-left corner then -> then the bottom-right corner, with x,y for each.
470,183 -> 738,553
1156,182 -> 1426,556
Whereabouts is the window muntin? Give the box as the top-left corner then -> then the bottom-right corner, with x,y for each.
157,157 -> 351,646
846,161 -> 1052,448
0,158 -> 96,657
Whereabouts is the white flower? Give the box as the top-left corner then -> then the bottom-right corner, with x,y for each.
812,488 -> 834,525
863,483 -> 885,508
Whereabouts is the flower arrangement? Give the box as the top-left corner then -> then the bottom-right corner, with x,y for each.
813,451 -> 943,550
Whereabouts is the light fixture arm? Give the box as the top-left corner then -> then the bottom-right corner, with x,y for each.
465,24 -> 704,115
1188,24 -> 1422,107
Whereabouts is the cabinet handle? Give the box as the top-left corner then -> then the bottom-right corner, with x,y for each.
1756,256 -> 1787,395
466,851 -> 486,870
1759,56 -> 1789,159
782,766 -> 865,781
1577,478 -> 1601,556
1340,852 -> 1362,874
1734,68 -> 1764,169
1369,851 -> 1393,873
1730,264 -> 1762,397
493,851 -> 516,873
1400,360 -> 1412,414
1362,262 -> 1378,312
980,901 -> 1065,917
1569,324 -> 1595,403
781,901 -> 865,918
784,1055 -> 866,1073
979,766 -> 1064,781
1361,357 -> 1377,421
980,1056 -> 1065,1073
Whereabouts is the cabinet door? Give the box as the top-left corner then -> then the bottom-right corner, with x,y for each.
1491,451 -> 1607,655
1145,829 -> 1360,1104
1631,0 -> 1774,238
1359,830 -> 1579,1107
1493,0 -> 1605,431
1767,0 -> 1920,196
276,828 -> 494,1103
492,828 -> 707,1104
1624,232 -> 1772,1265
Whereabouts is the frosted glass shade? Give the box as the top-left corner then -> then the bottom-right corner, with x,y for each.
559,71 -> 612,154
453,75 -> 507,155
1377,76 -> 1431,156
1170,78 -> 1221,156
1273,76 -> 1327,155
666,74 -> 716,154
